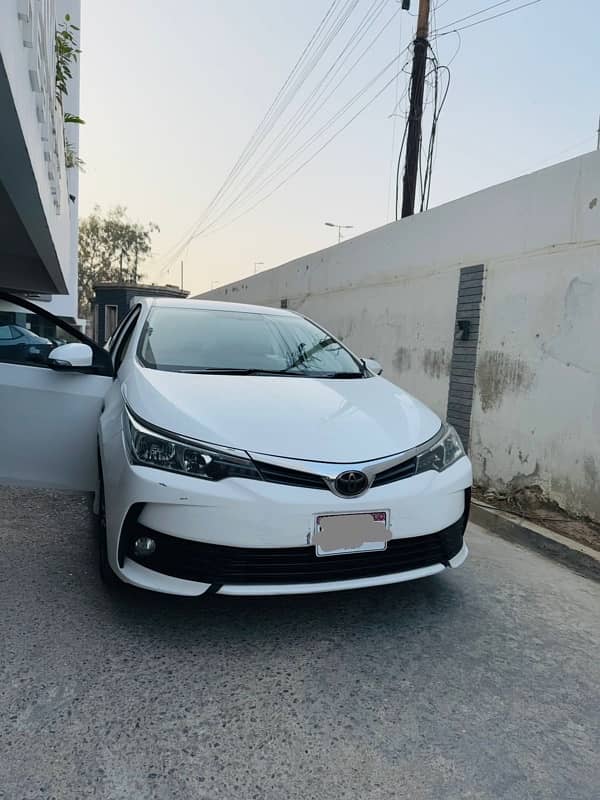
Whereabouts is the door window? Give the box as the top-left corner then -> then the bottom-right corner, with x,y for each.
0,305 -> 79,367
0,293 -> 113,376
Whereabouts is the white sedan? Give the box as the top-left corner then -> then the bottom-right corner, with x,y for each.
0,292 -> 472,597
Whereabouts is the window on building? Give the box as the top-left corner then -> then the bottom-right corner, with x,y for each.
104,305 -> 119,340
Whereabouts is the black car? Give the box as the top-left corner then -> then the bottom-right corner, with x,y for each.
0,324 -> 54,364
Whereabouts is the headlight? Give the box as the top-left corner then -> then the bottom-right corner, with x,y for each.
123,408 -> 261,482
415,424 -> 465,475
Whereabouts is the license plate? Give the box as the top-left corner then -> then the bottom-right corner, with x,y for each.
314,511 -> 390,556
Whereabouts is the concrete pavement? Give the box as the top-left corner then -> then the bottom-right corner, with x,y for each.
1,487 -> 599,800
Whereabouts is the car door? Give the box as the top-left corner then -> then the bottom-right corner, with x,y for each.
0,291 -> 114,491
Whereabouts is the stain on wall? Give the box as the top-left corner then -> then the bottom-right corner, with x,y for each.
583,455 -> 599,489
334,318 -> 355,343
477,351 -> 535,412
393,346 -> 412,373
423,348 -> 450,379
552,468 -> 600,522
542,277 -> 598,375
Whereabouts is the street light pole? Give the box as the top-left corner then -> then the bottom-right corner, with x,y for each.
324,221 -> 354,243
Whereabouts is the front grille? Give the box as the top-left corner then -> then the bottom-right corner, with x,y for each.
254,461 -> 328,490
254,455 -> 418,492
126,511 -> 467,586
371,457 -> 417,487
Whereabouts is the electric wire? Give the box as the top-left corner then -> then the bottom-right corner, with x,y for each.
445,29 -> 462,66
216,0 -> 397,225
190,45 -> 412,241
193,9 -> 408,235
157,0 -> 361,273
432,0 -> 543,38
386,9 -> 406,220
199,0 -> 358,217
157,0 -> 347,273
421,52 -> 450,210
394,37 -> 451,219
432,0 -> 520,33
161,0 -> 488,272
193,60 -> 414,243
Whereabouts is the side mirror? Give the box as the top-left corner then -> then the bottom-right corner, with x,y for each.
48,342 -> 93,370
363,357 -> 383,376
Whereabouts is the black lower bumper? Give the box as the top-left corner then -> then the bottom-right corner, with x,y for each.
124,490 -> 470,586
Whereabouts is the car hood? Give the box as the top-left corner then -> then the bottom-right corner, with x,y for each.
124,368 -> 441,463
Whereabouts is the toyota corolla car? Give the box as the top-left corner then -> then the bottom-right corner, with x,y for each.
0,291 -> 472,597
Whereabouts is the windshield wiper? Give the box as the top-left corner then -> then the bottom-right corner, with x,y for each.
177,367 -> 364,377
318,371 -> 364,379
179,368 -> 297,376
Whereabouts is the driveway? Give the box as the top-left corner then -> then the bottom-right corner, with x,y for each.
1,487 -> 598,800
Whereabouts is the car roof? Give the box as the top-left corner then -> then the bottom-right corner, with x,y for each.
137,297 -> 296,316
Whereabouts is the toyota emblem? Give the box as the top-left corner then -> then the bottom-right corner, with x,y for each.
334,470 -> 369,497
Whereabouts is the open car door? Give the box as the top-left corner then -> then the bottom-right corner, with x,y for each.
0,291 -> 113,491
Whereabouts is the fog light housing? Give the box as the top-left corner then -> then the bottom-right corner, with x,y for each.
133,536 -> 156,558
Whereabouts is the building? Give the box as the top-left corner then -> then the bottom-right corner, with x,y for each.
0,0 -> 82,325
199,151 -> 600,525
92,282 -> 189,344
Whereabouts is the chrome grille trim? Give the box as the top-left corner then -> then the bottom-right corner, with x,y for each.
248,424 -> 444,491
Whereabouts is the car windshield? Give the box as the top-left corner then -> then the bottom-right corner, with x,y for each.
138,307 -> 365,377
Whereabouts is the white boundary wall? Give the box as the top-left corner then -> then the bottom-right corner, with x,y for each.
201,152 -> 600,522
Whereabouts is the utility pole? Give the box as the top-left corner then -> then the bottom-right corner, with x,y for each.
401,0 -> 430,218
180,260 -> 184,290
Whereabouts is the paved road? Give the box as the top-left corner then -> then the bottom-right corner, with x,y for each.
1,487 -> 599,800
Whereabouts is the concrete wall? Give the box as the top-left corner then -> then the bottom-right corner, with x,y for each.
200,151 -> 600,523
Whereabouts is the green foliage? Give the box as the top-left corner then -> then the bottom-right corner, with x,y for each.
78,207 -> 160,317
55,15 -> 80,104
64,113 -> 85,126
65,141 -> 85,171
55,14 -> 85,172
54,14 -> 85,170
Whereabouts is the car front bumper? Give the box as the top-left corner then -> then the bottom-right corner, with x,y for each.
102,435 -> 472,596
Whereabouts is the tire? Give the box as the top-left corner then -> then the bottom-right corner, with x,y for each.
97,453 -> 122,588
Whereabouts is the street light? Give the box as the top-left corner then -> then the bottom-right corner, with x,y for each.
325,221 -> 354,244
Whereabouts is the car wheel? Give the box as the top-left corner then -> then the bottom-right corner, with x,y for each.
97,453 -> 122,588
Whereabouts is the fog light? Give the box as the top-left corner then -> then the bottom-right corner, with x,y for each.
133,536 -> 156,558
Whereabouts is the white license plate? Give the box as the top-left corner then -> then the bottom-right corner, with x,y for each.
314,511 -> 390,556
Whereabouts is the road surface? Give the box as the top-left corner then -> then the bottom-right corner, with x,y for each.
1,487 -> 598,800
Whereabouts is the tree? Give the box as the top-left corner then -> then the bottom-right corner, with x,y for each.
78,206 -> 159,317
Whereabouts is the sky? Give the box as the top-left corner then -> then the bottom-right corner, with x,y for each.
78,0 -> 599,296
